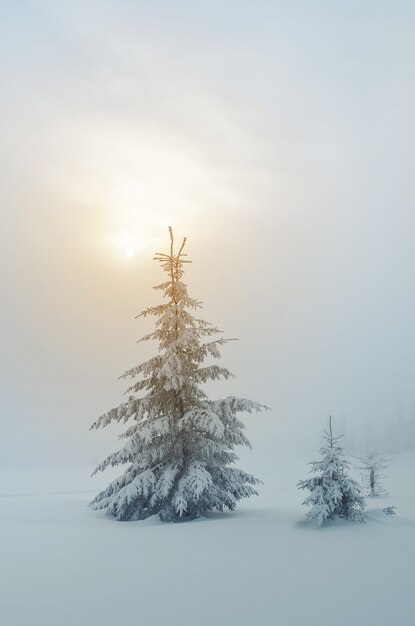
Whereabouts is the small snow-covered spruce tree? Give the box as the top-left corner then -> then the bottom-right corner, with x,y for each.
90,227 -> 266,522
298,416 -> 365,526
356,452 -> 389,497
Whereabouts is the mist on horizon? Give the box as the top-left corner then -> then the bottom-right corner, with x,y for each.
1,0 -> 415,467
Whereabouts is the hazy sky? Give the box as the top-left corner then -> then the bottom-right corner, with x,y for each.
1,1 -> 415,467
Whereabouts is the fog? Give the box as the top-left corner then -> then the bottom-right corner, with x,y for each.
1,1 -> 415,467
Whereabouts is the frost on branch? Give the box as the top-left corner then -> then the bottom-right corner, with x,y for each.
355,451 -> 390,497
298,416 -> 366,527
90,227 -> 267,522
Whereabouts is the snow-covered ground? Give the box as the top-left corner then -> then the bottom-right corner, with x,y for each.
1,450 -> 414,626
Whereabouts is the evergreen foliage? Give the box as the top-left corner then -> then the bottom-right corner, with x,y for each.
382,506 -> 397,515
90,228 -> 266,522
298,417 -> 366,526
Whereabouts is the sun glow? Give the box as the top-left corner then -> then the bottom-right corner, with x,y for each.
55,121 -> 239,263
123,246 -> 136,259
109,230 -> 147,260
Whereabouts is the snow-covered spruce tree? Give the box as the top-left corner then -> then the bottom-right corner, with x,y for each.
356,452 -> 389,497
298,416 -> 366,526
90,228 -> 265,522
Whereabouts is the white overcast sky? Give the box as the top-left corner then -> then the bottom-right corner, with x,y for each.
1,1 -> 414,466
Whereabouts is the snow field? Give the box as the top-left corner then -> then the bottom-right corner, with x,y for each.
1,449 -> 414,626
